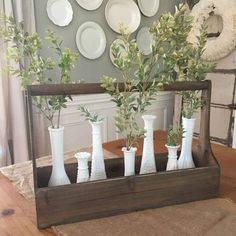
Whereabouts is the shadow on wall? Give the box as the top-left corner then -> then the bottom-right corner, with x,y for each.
185,0 -> 200,10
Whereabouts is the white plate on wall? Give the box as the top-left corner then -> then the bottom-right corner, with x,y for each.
76,21 -> 106,60
76,0 -> 103,11
105,0 -> 141,34
47,0 -> 73,26
136,27 -> 153,55
109,39 -> 127,66
138,0 -> 160,17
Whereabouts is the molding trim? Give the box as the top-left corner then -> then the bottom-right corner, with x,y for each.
33,92 -> 174,156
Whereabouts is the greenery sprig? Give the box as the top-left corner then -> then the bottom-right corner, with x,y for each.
167,125 -> 185,147
78,106 -> 103,122
180,23 -> 214,118
0,15 -> 79,128
150,4 -> 215,118
101,26 -> 162,150
102,5 -> 206,150
151,4 -> 215,118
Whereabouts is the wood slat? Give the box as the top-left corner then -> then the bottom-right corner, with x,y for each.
27,81 -> 210,96
36,165 -> 219,229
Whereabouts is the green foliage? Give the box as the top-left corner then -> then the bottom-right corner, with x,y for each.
101,27 -> 158,150
180,24 -> 215,118
0,15 -> 79,128
150,4 -> 194,82
151,5 -> 215,118
102,5 -> 206,149
101,5 -> 202,149
45,29 -> 79,84
167,125 -> 185,146
181,91 -> 202,119
78,106 -> 103,122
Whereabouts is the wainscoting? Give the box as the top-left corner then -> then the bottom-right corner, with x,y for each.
33,92 -> 174,157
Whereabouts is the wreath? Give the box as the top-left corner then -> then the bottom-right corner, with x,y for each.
188,0 -> 236,61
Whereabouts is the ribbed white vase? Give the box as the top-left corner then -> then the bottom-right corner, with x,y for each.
90,121 -> 107,181
74,152 -> 90,183
122,147 -> 137,176
165,144 -> 180,171
178,117 -> 196,169
48,126 -> 70,187
140,115 -> 157,174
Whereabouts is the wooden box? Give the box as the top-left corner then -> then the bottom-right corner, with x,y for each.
27,81 -> 220,229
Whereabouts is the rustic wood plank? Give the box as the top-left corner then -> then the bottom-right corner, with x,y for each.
173,93 -> 182,129
36,165 -> 219,229
193,80 -> 214,167
28,81 -> 210,96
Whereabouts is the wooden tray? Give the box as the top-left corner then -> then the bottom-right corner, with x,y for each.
27,81 -> 220,229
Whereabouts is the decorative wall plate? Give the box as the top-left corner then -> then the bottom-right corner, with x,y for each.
138,0 -> 160,17
136,27 -> 153,55
109,39 -> 127,66
47,0 -> 73,26
76,0 -> 103,11
76,21 -> 106,60
105,0 -> 141,34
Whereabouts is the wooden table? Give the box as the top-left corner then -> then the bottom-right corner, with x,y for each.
0,130 -> 236,235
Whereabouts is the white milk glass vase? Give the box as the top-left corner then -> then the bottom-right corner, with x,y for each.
90,121 -> 107,181
48,126 -> 70,187
122,147 -> 137,176
165,145 -> 180,171
74,152 -> 90,183
178,117 -> 196,169
140,115 -> 157,174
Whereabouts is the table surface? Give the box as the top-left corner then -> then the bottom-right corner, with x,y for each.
0,130 -> 236,236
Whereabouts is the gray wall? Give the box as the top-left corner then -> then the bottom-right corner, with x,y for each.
34,0 -> 181,83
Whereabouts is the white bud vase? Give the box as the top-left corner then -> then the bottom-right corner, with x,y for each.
178,117 -> 196,169
90,121 -> 107,181
122,147 -> 137,176
48,126 -> 70,187
165,144 -> 180,171
74,152 -> 90,183
140,115 -> 157,174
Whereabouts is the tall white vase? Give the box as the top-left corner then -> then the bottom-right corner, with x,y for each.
48,126 -> 70,187
74,152 -> 90,183
178,117 -> 196,169
122,147 -> 137,176
140,115 -> 157,174
90,121 -> 107,181
165,145 -> 180,171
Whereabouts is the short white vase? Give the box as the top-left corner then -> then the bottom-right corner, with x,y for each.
140,115 -> 157,174
165,144 -> 180,171
74,152 -> 90,183
90,121 -> 107,181
178,117 -> 196,169
122,147 -> 137,177
48,126 -> 71,187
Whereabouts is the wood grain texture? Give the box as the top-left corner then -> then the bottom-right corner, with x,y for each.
36,163 -> 219,229
27,81 -> 210,96
173,93 -> 182,129
0,174 -> 54,236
